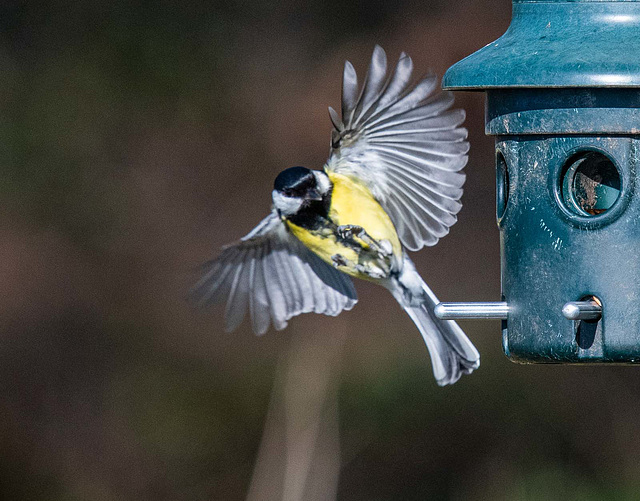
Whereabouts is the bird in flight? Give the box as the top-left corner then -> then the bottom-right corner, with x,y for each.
193,46 -> 479,385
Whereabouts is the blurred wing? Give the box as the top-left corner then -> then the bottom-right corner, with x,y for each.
326,45 -> 468,251
192,212 -> 358,335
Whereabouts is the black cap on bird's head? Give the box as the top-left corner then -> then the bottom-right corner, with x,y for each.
272,166 -> 332,217
273,166 -> 314,194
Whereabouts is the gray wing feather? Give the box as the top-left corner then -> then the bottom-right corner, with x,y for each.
261,241 -> 289,330
350,45 -> 388,127
327,46 -> 468,251
250,247 -> 271,334
342,61 -> 359,119
192,212 -> 358,334
375,52 -> 413,110
225,247 -> 253,332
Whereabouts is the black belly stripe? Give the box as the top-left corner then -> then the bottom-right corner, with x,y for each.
287,210 -> 330,232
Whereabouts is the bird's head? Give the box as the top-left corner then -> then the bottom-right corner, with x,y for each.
272,167 -> 332,217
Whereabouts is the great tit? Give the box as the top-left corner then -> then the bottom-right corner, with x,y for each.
193,46 -> 479,385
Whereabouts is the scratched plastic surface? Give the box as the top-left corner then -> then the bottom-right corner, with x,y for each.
497,132 -> 640,363
444,0 -> 640,363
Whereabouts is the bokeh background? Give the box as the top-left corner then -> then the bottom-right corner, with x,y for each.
2,0 -> 640,499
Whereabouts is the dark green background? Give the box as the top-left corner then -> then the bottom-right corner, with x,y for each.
1,1 -> 638,499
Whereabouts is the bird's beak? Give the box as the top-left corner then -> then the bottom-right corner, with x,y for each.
308,189 -> 323,201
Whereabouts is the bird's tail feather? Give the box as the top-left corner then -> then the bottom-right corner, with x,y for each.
387,260 -> 480,386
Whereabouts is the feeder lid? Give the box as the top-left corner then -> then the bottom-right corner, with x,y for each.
443,0 -> 640,90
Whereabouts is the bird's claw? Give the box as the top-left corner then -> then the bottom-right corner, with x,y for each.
332,253 -> 387,279
331,253 -> 351,268
337,225 -> 365,241
337,225 -> 392,258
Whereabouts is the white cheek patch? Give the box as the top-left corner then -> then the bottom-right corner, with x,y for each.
272,190 -> 303,216
313,171 -> 332,196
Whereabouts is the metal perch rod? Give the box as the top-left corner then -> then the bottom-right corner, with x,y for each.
434,300 -> 603,322
434,302 -> 510,320
562,300 -> 602,321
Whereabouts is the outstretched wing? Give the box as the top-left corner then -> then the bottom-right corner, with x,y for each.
325,45 -> 468,251
192,212 -> 358,335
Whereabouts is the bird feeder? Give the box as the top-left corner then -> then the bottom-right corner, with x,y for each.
435,0 -> 640,363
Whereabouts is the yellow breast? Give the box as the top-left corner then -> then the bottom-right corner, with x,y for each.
285,171 -> 402,279
327,172 -> 401,256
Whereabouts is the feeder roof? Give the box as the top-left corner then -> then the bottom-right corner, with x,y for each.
443,0 -> 640,90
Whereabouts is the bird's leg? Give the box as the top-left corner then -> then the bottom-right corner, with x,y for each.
331,253 -> 387,279
375,239 -> 394,257
331,253 -> 366,273
337,225 -> 392,257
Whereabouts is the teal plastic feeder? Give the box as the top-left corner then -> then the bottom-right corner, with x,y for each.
435,0 -> 640,363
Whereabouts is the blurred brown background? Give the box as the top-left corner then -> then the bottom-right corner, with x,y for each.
2,0 -> 640,499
